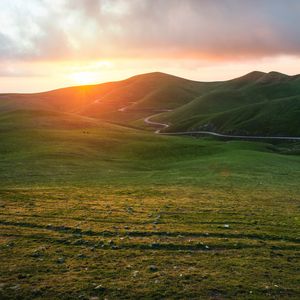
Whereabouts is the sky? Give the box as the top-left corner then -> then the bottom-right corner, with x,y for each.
0,0 -> 300,92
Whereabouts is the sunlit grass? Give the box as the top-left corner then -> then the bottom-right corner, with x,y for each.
1,186 -> 299,299
0,111 -> 299,299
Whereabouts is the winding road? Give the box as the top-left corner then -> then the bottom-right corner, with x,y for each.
143,110 -> 172,134
143,113 -> 300,141
116,103 -> 300,141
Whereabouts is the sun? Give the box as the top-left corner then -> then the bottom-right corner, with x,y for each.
69,71 -> 99,85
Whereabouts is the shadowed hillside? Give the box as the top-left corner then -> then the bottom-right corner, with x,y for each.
155,72 -> 300,136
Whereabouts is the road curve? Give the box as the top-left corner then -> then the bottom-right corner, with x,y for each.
115,106 -> 300,141
144,112 -> 171,134
93,94 -> 300,141
143,113 -> 300,141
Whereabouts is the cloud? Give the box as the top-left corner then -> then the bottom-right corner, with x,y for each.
0,0 -> 300,62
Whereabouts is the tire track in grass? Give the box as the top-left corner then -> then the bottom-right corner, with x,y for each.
1,220 -> 299,244
2,233 -> 299,252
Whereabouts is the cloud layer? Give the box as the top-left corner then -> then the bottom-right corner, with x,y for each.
1,0 -> 300,61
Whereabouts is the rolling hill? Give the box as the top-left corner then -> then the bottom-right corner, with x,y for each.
0,71 -> 299,136
154,71 -> 300,136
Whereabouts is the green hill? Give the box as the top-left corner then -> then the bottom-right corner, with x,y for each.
0,71 -> 299,136
156,72 -> 300,136
0,72 -> 217,126
0,109 -> 225,186
1,108 -> 299,188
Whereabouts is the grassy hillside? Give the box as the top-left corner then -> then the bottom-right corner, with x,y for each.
160,95 -> 300,136
0,83 -> 118,113
1,109 -> 299,187
156,72 -> 300,136
1,71 -> 299,136
0,72 -> 217,128
80,72 -> 218,126
0,110 -> 300,299
0,72 -> 216,115
198,96 -> 300,136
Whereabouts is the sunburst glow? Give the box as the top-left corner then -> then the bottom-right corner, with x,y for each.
69,71 -> 100,85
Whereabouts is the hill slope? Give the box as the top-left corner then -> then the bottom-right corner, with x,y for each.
156,72 -> 300,136
1,107 -> 300,300
0,71 -> 299,136
0,72 -> 217,114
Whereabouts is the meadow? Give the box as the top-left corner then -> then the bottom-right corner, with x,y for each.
0,110 -> 299,299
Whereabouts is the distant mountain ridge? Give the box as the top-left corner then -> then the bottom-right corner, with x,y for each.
0,71 -> 299,136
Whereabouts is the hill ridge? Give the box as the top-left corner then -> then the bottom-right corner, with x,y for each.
0,70 -> 299,137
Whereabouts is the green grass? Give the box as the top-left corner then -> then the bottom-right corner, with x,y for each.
0,110 -> 300,299
161,95 -> 300,136
155,72 -> 300,136
1,186 -> 299,299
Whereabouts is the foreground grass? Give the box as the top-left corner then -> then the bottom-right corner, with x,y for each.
1,185 -> 299,299
0,110 -> 299,299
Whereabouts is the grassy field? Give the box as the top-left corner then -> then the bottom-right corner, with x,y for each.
1,110 -> 300,299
